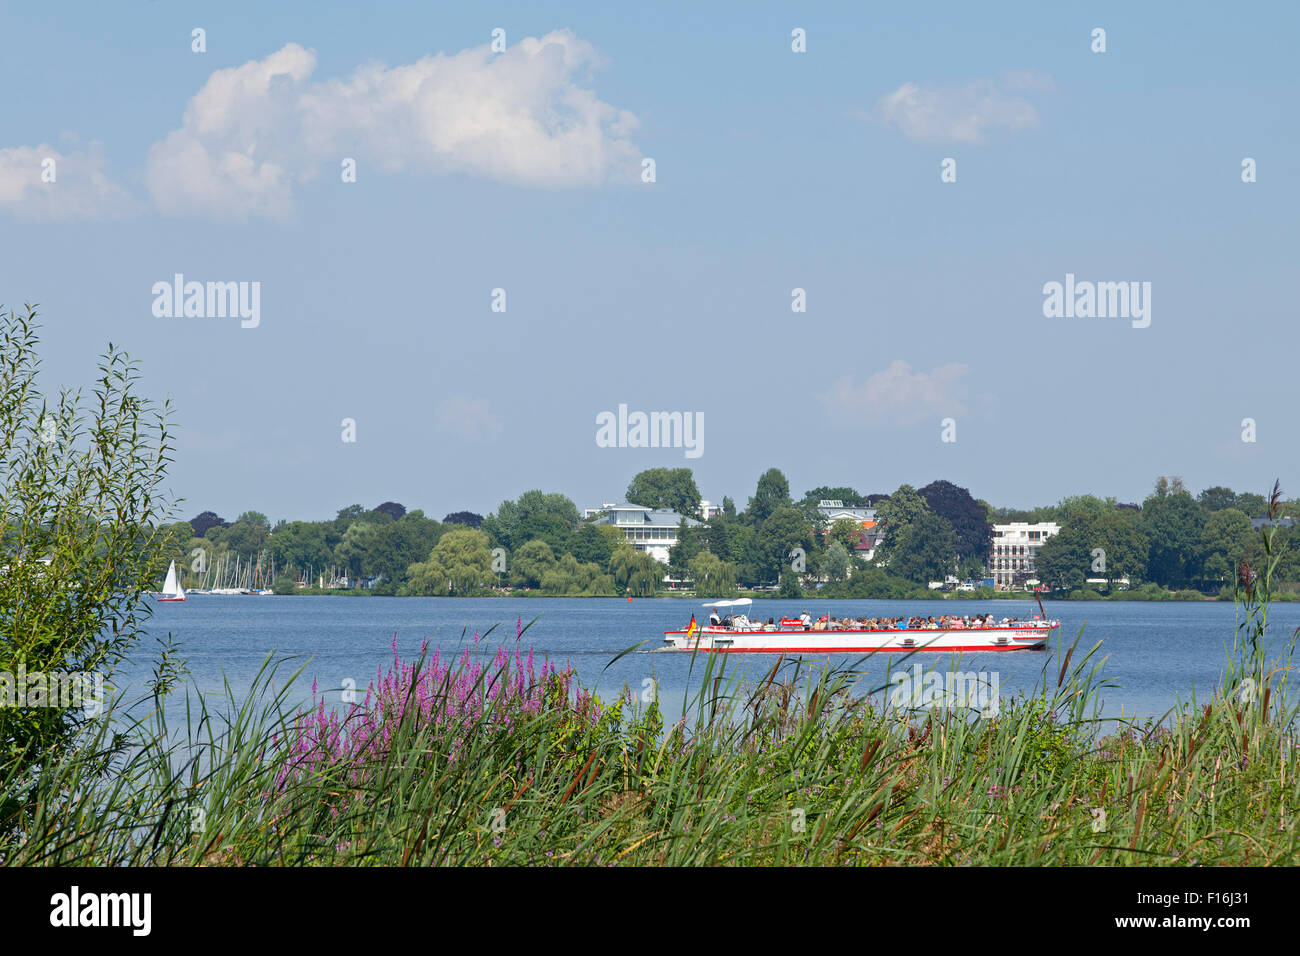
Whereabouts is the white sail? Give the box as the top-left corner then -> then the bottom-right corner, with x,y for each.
161,560 -> 185,600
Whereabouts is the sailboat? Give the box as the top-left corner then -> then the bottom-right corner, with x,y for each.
156,560 -> 186,602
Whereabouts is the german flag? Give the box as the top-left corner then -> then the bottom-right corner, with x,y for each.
686,615 -> 698,638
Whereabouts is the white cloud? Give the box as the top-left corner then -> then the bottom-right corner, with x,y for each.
435,396 -> 502,441
147,32 -> 640,220
875,74 -> 1047,144
822,360 -> 969,426
0,142 -> 132,221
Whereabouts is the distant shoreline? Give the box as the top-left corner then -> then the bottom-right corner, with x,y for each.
236,589 -> 1277,602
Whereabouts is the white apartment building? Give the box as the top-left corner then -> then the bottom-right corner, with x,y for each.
988,522 -> 1060,588
584,503 -> 702,564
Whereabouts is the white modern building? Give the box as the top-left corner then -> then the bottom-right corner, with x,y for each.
584,503 -> 702,564
698,499 -> 725,520
988,522 -> 1060,588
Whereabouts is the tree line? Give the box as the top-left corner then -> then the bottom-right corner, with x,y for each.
158,466 -> 1299,598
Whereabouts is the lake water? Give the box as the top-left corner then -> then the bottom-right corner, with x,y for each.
116,596 -> 1300,728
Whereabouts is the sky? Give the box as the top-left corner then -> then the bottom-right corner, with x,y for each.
2,1 -> 1297,524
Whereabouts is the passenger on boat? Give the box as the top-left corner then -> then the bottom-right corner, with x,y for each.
800,610 -> 812,630
709,609 -> 721,626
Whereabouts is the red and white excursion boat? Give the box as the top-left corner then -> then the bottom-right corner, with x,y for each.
663,599 -> 1057,653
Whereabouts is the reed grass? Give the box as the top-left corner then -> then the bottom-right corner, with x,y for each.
2,591 -> 1296,868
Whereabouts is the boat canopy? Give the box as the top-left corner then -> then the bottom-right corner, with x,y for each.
702,599 -> 752,608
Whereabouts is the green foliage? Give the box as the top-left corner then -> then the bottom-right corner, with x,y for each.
1036,508 -> 1147,591
625,467 -> 701,517
688,550 -> 737,597
874,484 -> 927,549
747,468 -> 791,525
0,305 -> 173,778
404,527 -> 495,595
1201,508 -> 1252,587
918,479 -> 991,562
825,517 -> 863,554
819,541 -> 851,584
1140,488 -> 1205,588
609,544 -> 663,596
957,554 -> 987,581
887,510 -> 957,584
509,538 -> 557,589
7,557 -> 1300,866
820,565 -> 927,599
570,523 -> 618,568
754,506 -> 814,586
481,490 -> 579,553
540,553 -> 615,596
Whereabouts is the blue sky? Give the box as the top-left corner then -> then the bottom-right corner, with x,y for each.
2,1 -> 1296,522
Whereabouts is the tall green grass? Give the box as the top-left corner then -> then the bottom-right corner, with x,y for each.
3,589 -> 1297,866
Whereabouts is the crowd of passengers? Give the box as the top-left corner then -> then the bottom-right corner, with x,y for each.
707,609 -> 1029,631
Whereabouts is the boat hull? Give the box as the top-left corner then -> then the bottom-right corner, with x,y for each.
662,623 -> 1056,653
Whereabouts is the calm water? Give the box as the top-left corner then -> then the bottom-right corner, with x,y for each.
115,596 -> 1300,727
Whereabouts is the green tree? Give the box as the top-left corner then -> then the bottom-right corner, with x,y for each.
875,485 -> 928,559
334,521 -> 383,580
688,550 -> 738,598
404,528 -> 495,595
481,491 -> 579,553
777,570 -> 802,598
754,506 -> 814,586
819,541 -> 851,583
1201,508 -> 1253,587
887,510 -> 957,584
747,468 -> 791,525
367,512 -> 444,589
1034,525 -> 1090,591
0,305 -> 174,780
958,554 -> 987,582
1198,486 -> 1238,513
509,539 -> 558,589
268,521 -> 332,581
668,520 -> 705,579
609,544 -> 664,596
1037,508 -> 1148,590
826,517 -> 863,554
918,480 -> 991,562
541,554 -> 616,596
625,467 -> 702,517
1140,489 -> 1204,588
1234,492 -> 1268,518
570,523 -> 620,567
223,518 -> 269,560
